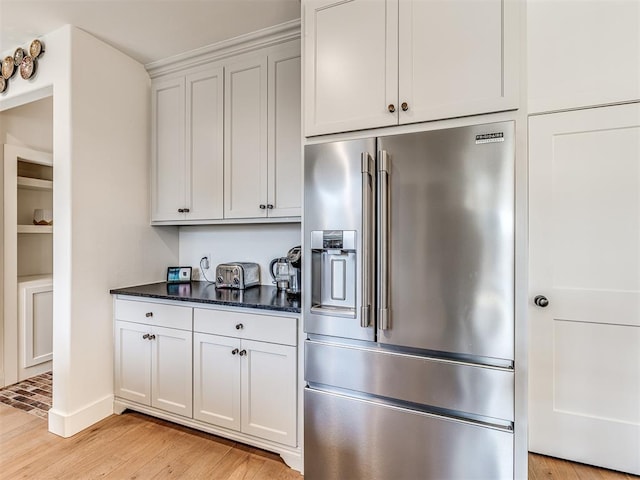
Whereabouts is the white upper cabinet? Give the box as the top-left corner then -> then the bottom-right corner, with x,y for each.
528,0 -> 640,113
304,0 -> 397,134
304,0 -> 520,136
268,44 -> 302,218
151,76 -> 186,221
225,42 -> 302,219
151,33 -> 301,224
151,66 -> 224,222
224,55 -> 269,219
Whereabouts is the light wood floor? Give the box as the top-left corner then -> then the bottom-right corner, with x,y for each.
1,403 -> 637,479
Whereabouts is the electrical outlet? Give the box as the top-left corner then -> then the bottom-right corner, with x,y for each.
200,253 -> 211,271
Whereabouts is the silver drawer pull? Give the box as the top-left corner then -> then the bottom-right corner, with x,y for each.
145,312 -> 153,318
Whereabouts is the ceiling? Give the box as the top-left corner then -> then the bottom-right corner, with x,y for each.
0,0 -> 301,66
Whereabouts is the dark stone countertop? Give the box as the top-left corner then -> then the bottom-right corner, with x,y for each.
110,282 -> 301,314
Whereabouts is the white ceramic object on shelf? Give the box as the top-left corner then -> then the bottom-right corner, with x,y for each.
33,209 -> 52,225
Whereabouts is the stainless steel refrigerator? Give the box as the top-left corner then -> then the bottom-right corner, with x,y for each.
303,122 -> 516,479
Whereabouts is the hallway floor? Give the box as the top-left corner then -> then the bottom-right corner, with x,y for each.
0,371 -> 52,419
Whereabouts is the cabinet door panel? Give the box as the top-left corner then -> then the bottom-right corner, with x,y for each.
398,0 -> 519,124
151,325 -> 192,417
268,44 -> 302,217
224,57 -> 268,218
304,0 -> 398,135
193,333 -> 241,430
115,321 -> 151,405
241,340 -> 297,446
187,67 -> 224,220
151,77 -> 186,221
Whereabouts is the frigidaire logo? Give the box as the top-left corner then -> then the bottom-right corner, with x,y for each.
475,132 -> 505,144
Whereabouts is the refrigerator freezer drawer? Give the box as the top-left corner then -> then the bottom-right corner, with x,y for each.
305,388 -> 513,480
305,340 -> 514,422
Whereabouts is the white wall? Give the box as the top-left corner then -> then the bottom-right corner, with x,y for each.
1,25 -> 180,436
0,96 -> 53,150
179,223 -> 301,284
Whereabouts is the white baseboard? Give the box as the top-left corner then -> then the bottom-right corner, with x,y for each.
48,394 -> 114,437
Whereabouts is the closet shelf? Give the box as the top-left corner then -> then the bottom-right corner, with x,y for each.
17,176 -> 53,191
17,225 -> 53,234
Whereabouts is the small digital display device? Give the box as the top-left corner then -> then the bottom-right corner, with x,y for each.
167,266 -> 192,283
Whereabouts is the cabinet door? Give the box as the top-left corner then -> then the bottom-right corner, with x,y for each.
151,325 -> 193,417
151,76 -> 186,221
224,56 -> 268,218
186,67 -> 224,220
267,43 -> 302,218
398,0 -> 519,124
303,0 -> 398,136
193,332 -> 241,430
241,339 -> 297,446
114,320 -> 151,405
528,0 -> 640,113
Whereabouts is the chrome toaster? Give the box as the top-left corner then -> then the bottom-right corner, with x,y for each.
215,262 -> 260,289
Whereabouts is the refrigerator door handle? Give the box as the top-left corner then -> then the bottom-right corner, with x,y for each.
361,152 -> 374,328
378,150 -> 390,330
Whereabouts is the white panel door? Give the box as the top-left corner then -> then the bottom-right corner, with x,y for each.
267,42 -> 302,218
186,67 -> 224,220
528,0 -> 640,114
241,339 -> 297,446
151,76 -> 186,221
224,56 -> 268,218
151,325 -> 193,417
303,0 -> 398,136
529,103 -> 640,475
114,320 -> 151,405
398,0 -> 519,125
193,332 -> 241,430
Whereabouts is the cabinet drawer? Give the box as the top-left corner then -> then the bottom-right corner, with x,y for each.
115,299 -> 192,331
194,308 -> 297,346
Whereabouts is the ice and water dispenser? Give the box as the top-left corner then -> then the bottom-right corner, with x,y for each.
309,230 -> 357,318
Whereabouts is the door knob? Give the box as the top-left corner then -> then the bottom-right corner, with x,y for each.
533,295 -> 549,307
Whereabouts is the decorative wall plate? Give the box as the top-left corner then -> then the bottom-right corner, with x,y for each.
19,56 -> 35,79
13,47 -> 25,66
2,56 -> 15,79
29,39 -> 44,58
0,76 -> 6,94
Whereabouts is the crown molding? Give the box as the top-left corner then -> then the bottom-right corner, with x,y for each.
145,19 -> 301,78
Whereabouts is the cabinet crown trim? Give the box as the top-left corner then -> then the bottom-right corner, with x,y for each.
146,19 -> 301,78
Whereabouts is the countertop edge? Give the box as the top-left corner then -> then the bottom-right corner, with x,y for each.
110,282 -> 301,314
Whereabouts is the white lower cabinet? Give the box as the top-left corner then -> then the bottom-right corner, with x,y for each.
194,333 -> 297,447
193,307 -> 297,447
113,297 -> 300,468
115,320 -> 193,418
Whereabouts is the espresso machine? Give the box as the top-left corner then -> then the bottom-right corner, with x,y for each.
269,246 -> 302,297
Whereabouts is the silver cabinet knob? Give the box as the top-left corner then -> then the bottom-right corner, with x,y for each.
148,334 -> 156,340
178,208 -> 184,213
236,323 -> 244,330
231,348 -> 239,355
267,204 -> 274,209
259,204 -> 266,209
142,333 -> 150,340
183,208 -> 190,213
145,312 -> 153,318
388,104 -> 396,113
534,295 -> 549,307
239,349 -> 247,356
401,102 -> 409,111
